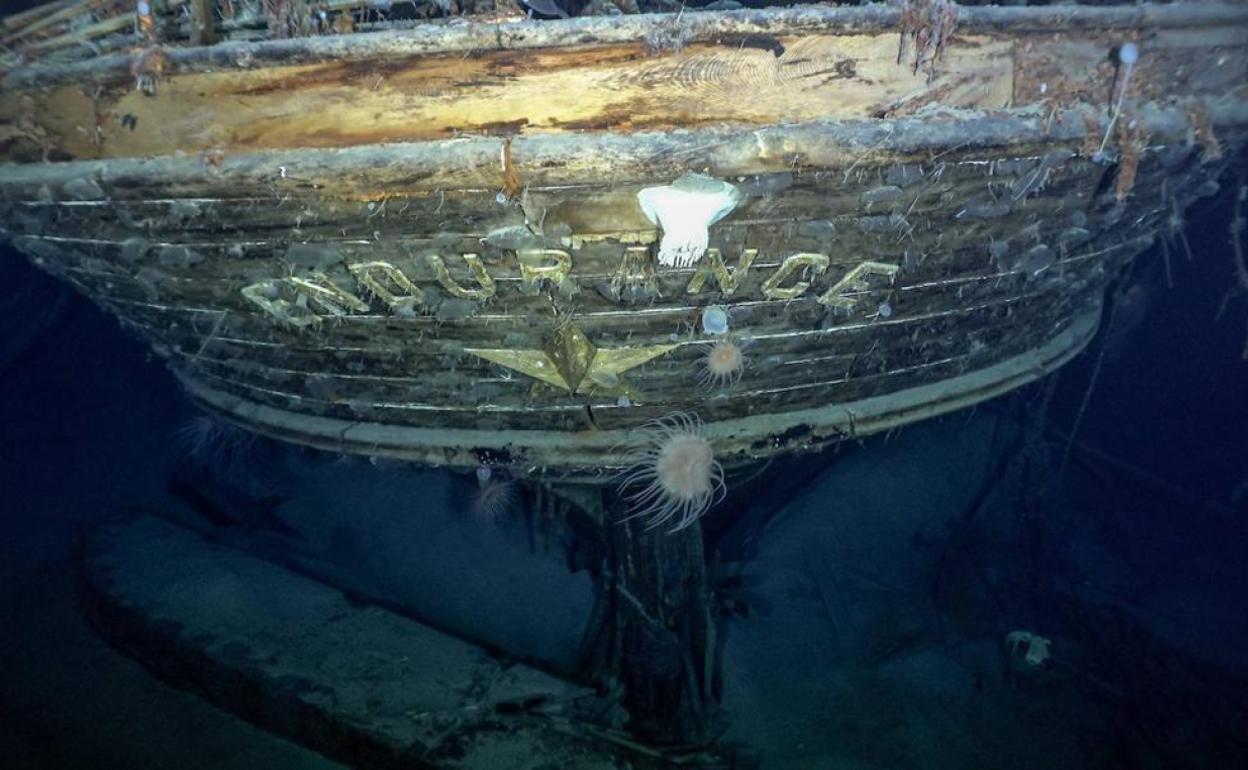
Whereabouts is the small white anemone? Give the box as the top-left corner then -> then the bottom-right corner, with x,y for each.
637,174 -> 742,268
701,305 -> 729,335
618,413 -> 726,532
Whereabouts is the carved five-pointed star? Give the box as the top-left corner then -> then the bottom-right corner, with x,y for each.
465,322 -> 675,396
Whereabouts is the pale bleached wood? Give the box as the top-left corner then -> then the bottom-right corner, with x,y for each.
1,31 -> 1014,161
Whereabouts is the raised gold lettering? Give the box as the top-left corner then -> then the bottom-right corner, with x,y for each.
241,274 -> 368,327
817,261 -> 901,311
426,252 -> 496,300
761,253 -> 829,300
289,274 -> 371,316
605,246 -> 660,303
349,261 -> 424,311
241,280 -> 320,328
685,247 -> 758,295
518,249 -> 572,294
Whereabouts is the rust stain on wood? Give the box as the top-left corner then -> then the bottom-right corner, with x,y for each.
501,137 -> 522,201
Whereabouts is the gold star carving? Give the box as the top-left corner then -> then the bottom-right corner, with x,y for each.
466,322 -> 675,396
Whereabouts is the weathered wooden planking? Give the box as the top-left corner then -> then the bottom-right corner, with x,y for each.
83,515 -> 628,770
1,153 -> 1096,241
3,132 -> 1192,333
9,4 -> 1248,85
56,34 -> 1012,160
2,5 -> 1247,163
3,28 -> 1010,162
178,306 -> 1100,477
151,291 -> 1082,404
2,110 -> 1215,476
1,101 -> 1243,201
33,231 -> 1109,325
28,215 -> 1114,377
141,278 -> 1091,422
176,307 -> 1085,437
0,136 -> 1129,257
1005,24 -> 1248,110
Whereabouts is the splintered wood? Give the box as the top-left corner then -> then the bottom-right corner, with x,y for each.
0,31 -> 1012,161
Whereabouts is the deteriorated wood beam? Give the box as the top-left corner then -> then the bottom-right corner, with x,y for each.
21,12 -> 132,56
189,0 -> 215,48
1,0 -> 113,49
1,6 -> 1243,164
0,0 -> 77,36
5,4 -> 1248,88
1,29 -> 1016,160
1,100 -> 1244,201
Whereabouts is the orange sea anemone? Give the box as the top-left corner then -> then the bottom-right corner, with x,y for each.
700,338 -> 745,389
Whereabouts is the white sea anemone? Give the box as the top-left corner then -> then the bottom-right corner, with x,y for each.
174,413 -> 257,475
472,465 -> 519,520
619,413 -> 726,532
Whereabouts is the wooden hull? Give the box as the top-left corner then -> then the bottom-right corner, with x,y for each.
2,5 -> 1245,480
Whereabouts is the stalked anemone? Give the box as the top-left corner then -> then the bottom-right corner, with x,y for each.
618,413 -> 726,533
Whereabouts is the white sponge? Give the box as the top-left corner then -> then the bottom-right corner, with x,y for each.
637,174 -> 742,267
